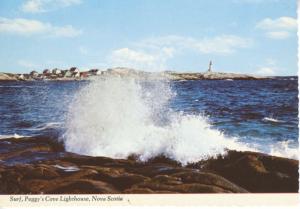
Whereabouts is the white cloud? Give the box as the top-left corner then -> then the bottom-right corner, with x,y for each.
138,35 -> 252,55
0,17 -> 81,37
17,60 -> 39,69
108,35 -> 252,71
255,59 -> 282,76
256,16 -> 297,30
266,31 -> 290,39
161,47 -> 175,57
195,35 -> 251,54
52,25 -> 81,37
112,48 -> 156,63
21,0 -> 82,13
109,48 -> 169,71
79,46 -> 89,55
256,67 -> 276,76
17,59 -> 75,71
256,16 -> 297,40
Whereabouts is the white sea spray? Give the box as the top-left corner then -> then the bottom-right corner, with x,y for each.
64,76 -> 297,164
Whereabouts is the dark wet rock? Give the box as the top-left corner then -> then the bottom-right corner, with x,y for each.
0,168 -> 24,193
77,165 -> 150,190
17,164 -> 60,180
0,137 -> 65,165
124,187 -> 156,193
1,136 -> 65,152
62,168 -> 99,180
143,155 -> 182,167
60,154 -> 137,168
126,165 -> 191,177
131,181 -> 232,193
188,150 -> 299,193
129,172 -> 247,193
0,137 -> 298,194
111,173 -> 149,190
45,180 -> 118,194
171,171 -> 248,193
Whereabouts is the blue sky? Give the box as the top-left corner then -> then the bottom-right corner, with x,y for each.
0,0 -> 297,75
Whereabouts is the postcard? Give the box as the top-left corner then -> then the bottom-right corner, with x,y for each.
0,0 -> 298,207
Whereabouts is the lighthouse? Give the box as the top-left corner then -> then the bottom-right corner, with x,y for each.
207,61 -> 212,72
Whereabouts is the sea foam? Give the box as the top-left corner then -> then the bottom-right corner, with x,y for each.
262,117 -> 283,123
26,122 -> 62,131
269,140 -> 299,160
0,133 -> 27,140
63,76 -> 295,164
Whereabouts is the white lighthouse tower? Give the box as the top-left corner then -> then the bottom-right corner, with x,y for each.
207,60 -> 212,72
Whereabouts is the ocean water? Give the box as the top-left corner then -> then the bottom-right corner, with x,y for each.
0,76 -> 298,164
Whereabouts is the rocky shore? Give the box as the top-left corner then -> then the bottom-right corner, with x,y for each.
163,71 -> 267,80
0,73 -> 19,81
1,68 -> 269,81
0,136 -> 298,194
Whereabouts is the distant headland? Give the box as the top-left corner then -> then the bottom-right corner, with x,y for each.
0,66 -> 280,81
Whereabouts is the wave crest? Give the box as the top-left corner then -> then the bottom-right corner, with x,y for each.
64,76 -> 290,164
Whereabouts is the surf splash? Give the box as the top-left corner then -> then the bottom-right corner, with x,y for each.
63,77 -> 250,163
64,76 -> 256,165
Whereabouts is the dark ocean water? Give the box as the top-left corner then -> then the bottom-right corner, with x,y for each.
170,78 -> 298,147
0,78 -> 298,159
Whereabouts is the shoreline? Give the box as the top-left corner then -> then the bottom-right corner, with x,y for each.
0,136 -> 298,194
0,69 -> 286,81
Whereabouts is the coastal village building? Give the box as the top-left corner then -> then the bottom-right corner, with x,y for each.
64,67 -> 78,77
64,70 -> 72,77
52,68 -> 62,75
30,70 -> 39,77
63,67 -> 80,78
70,67 -> 80,78
43,69 -> 51,75
18,74 -> 25,80
61,70 -> 68,77
89,69 -> 102,76
23,74 -> 31,79
73,71 -> 80,78
80,72 -> 89,78
70,67 -> 80,73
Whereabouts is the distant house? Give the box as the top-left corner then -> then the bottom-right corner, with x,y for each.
30,70 -> 39,77
52,68 -> 62,75
89,69 -> 102,76
60,70 -> 68,76
23,74 -> 31,80
70,67 -> 80,73
49,74 -> 58,79
72,71 -> 80,78
80,72 -> 89,78
64,70 -> 72,77
63,68 -> 80,78
43,69 -> 51,74
17,74 -> 25,80
68,67 -> 80,78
